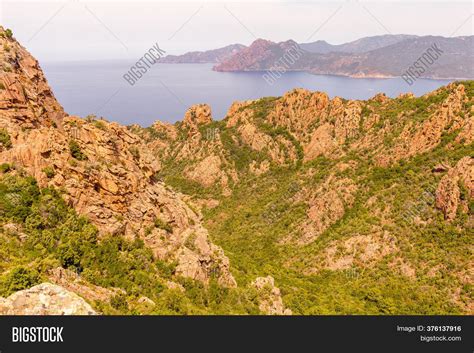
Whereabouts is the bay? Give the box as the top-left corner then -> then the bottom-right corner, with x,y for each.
42,61 -> 452,126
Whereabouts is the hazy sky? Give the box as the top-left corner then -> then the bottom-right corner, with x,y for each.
0,0 -> 472,62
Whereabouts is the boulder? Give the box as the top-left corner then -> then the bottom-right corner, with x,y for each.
0,283 -> 96,315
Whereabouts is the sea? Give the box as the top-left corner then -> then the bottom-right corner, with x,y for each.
42,61 -> 453,127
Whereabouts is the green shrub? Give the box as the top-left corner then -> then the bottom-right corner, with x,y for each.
155,261 -> 177,279
42,166 -> 55,179
93,120 -> 106,130
0,175 -> 40,222
128,146 -> 140,160
4,29 -> 13,39
184,232 -> 197,251
58,240 -> 84,272
0,267 -> 40,297
68,140 -> 87,160
0,163 -> 11,173
110,293 -> 129,311
144,126 -> 168,141
85,114 -> 96,123
0,129 -> 12,149
154,217 -> 172,233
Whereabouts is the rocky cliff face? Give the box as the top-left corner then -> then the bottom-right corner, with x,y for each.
375,84 -> 470,165
251,276 -> 292,315
436,157 -> 473,221
141,104 -> 239,196
0,29 -> 64,129
0,27 -> 235,288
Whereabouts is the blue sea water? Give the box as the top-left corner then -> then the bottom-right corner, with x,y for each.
41,62 -> 452,127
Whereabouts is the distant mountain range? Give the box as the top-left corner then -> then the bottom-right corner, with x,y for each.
160,35 -> 474,79
299,34 -> 419,53
159,44 -> 245,64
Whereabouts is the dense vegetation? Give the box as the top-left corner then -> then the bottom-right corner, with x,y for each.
0,170 -> 263,314
203,141 -> 473,314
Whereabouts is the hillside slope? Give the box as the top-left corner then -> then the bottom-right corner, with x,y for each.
142,81 -> 474,314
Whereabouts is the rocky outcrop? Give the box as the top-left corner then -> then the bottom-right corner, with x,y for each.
377,84 -> 468,165
262,83 -> 471,167
268,88 -> 331,143
183,104 -> 213,129
236,121 -> 298,164
322,231 -> 397,271
225,100 -> 254,125
299,229 -> 398,275
146,81 -> 471,253
249,160 -> 270,176
0,283 -> 96,315
267,89 -> 331,144
436,156 -> 473,221
243,89 -> 362,161
154,104 -> 239,195
251,276 -> 292,315
296,176 -> 357,245
144,226 -> 236,287
184,154 -> 228,187
455,115 -> 474,145
0,27 -> 64,129
144,120 -> 178,157
304,123 -> 339,160
48,267 -> 120,303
